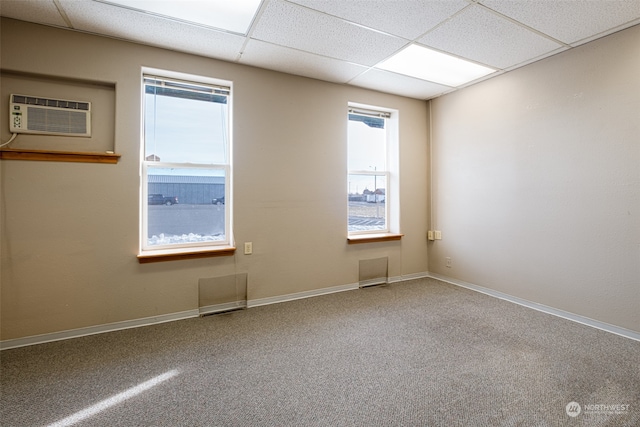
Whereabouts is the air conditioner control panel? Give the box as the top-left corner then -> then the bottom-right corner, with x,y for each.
10,105 -> 24,132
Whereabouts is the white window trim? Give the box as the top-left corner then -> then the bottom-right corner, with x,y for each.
347,102 -> 400,237
139,68 -> 234,258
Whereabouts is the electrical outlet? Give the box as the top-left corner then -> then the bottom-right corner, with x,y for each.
244,242 -> 253,255
427,230 -> 434,240
446,257 -> 452,268
434,230 -> 442,240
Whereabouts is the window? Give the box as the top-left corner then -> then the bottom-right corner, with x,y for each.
140,71 -> 232,257
347,103 -> 399,238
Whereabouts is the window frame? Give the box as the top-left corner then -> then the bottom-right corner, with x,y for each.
347,102 -> 400,241
138,68 -> 234,260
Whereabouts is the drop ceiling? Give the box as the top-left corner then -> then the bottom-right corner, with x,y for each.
1,0 -> 639,100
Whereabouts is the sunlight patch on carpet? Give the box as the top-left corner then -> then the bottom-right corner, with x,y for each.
46,370 -> 179,427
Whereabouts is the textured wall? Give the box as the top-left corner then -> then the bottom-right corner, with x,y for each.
429,25 -> 640,332
0,18 -> 429,341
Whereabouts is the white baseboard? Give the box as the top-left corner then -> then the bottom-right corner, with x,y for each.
397,271 -> 430,282
426,272 -> 640,342
248,282 -> 360,307
199,301 -> 247,316
0,309 -> 200,350
365,272 -> 429,285
359,278 -> 388,287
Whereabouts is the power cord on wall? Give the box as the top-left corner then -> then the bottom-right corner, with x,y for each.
0,133 -> 18,148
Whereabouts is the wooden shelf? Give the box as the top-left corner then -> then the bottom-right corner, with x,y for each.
0,148 -> 121,164
138,246 -> 236,263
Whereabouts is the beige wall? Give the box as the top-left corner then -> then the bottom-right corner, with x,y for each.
0,18 -> 430,341
429,25 -> 640,333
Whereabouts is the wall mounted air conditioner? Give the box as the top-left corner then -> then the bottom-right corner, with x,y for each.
9,94 -> 91,137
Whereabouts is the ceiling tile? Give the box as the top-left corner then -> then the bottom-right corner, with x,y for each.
0,0 -> 69,27
240,40 -> 369,84
480,0 -> 640,45
251,0 -> 408,66
58,0 -> 246,61
349,68 -> 453,100
288,0 -> 469,40
417,4 -> 564,69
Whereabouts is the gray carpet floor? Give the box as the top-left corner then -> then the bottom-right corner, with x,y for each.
1,278 -> 638,426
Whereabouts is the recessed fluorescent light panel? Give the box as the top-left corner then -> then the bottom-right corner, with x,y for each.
376,44 -> 496,87
99,0 -> 263,35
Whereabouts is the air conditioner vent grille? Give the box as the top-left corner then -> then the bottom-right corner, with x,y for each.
27,107 -> 88,134
11,95 -> 90,111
